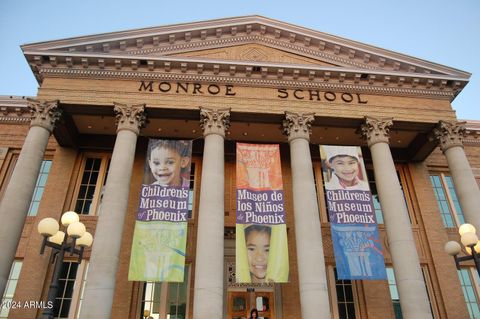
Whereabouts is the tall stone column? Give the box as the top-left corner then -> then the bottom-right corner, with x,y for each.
80,103 -> 146,319
433,120 -> 480,231
283,111 -> 331,319
193,107 -> 230,319
0,99 -> 61,298
360,116 -> 432,319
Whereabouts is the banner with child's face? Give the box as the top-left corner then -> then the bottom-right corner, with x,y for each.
128,139 -> 192,282
320,145 -> 386,280
236,143 -> 289,283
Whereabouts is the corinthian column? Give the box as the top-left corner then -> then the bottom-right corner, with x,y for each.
360,116 -> 432,319
433,121 -> 480,231
193,107 -> 230,319
283,111 -> 331,319
0,99 -> 61,298
80,103 -> 146,319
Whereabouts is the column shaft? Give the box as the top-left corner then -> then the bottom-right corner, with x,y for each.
80,102 -> 145,319
444,146 -> 480,230
283,111 -> 330,319
289,137 -> 331,319
370,141 -> 432,319
193,133 -> 225,319
433,120 -> 480,229
80,129 -> 138,319
0,126 -> 51,297
193,107 -> 229,319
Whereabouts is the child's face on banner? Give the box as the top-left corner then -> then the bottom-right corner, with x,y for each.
149,147 -> 183,186
330,155 -> 359,184
246,230 -> 270,282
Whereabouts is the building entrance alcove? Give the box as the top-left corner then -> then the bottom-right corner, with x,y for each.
225,234 -> 281,319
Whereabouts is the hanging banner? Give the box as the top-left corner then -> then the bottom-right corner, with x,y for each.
320,145 -> 387,280
236,143 -> 289,283
128,139 -> 192,282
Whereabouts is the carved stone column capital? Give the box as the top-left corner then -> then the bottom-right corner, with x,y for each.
199,107 -> 231,137
27,99 -> 62,133
113,102 -> 146,135
282,111 -> 315,142
433,120 -> 466,152
359,116 -> 393,147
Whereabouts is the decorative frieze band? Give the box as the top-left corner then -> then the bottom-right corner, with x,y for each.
282,111 -> 315,142
37,68 -> 457,100
199,107 -> 231,137
113,102 -> 147,135
27,99 -> 62,133
433,120 -> 466,152
359,116 -> 393,147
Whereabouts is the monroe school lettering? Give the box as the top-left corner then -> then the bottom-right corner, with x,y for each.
277,89 -> 367,104
139,81 -> 236,96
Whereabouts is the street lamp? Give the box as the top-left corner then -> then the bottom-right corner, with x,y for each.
37,211 -> 93,319
444,223 -> 480,277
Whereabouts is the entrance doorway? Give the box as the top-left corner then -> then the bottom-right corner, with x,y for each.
227,290 -> 274,319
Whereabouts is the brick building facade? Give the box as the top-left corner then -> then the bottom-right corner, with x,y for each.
0,16 -> 479,319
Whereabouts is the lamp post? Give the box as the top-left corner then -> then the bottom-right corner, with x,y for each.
444,223 -> 480,277
37,211 -> 93,319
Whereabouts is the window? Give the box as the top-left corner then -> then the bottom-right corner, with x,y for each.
445,176 -> 465,224
141,265 -> 190,319
429,173 -> 465,227
72,155 -> 110,215
27,160 -> 52,216
365,168 -> 413,224
0,152 -> 18,200
458,268 -> 480,319
366,169 -> 384,224
335,271 -> 356,318
0,261 -> 22,319
54,262 -> 79,318
386,267 -> 439,319
187,163 -> 196,219
327,266 -> 359,319
386,267 -> 402,319
70,261 -> 89,319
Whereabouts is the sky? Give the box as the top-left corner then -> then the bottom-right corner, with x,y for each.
1,0 -> 479,120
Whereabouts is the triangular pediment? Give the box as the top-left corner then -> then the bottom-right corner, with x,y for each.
22,15 -> 470,75
22,16 -> 470,100
167,44 -> 339,67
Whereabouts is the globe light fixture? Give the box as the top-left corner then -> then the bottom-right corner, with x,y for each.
459,223 -> 476,236
37,211 -> 93,319
444,223 -> 480,277
143,309 -> 154,319
37,218 -> 59,237
61,210 -> 80,226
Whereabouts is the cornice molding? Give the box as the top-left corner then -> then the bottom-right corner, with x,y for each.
0,102 -> 32,124
37,67 -> 456,100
